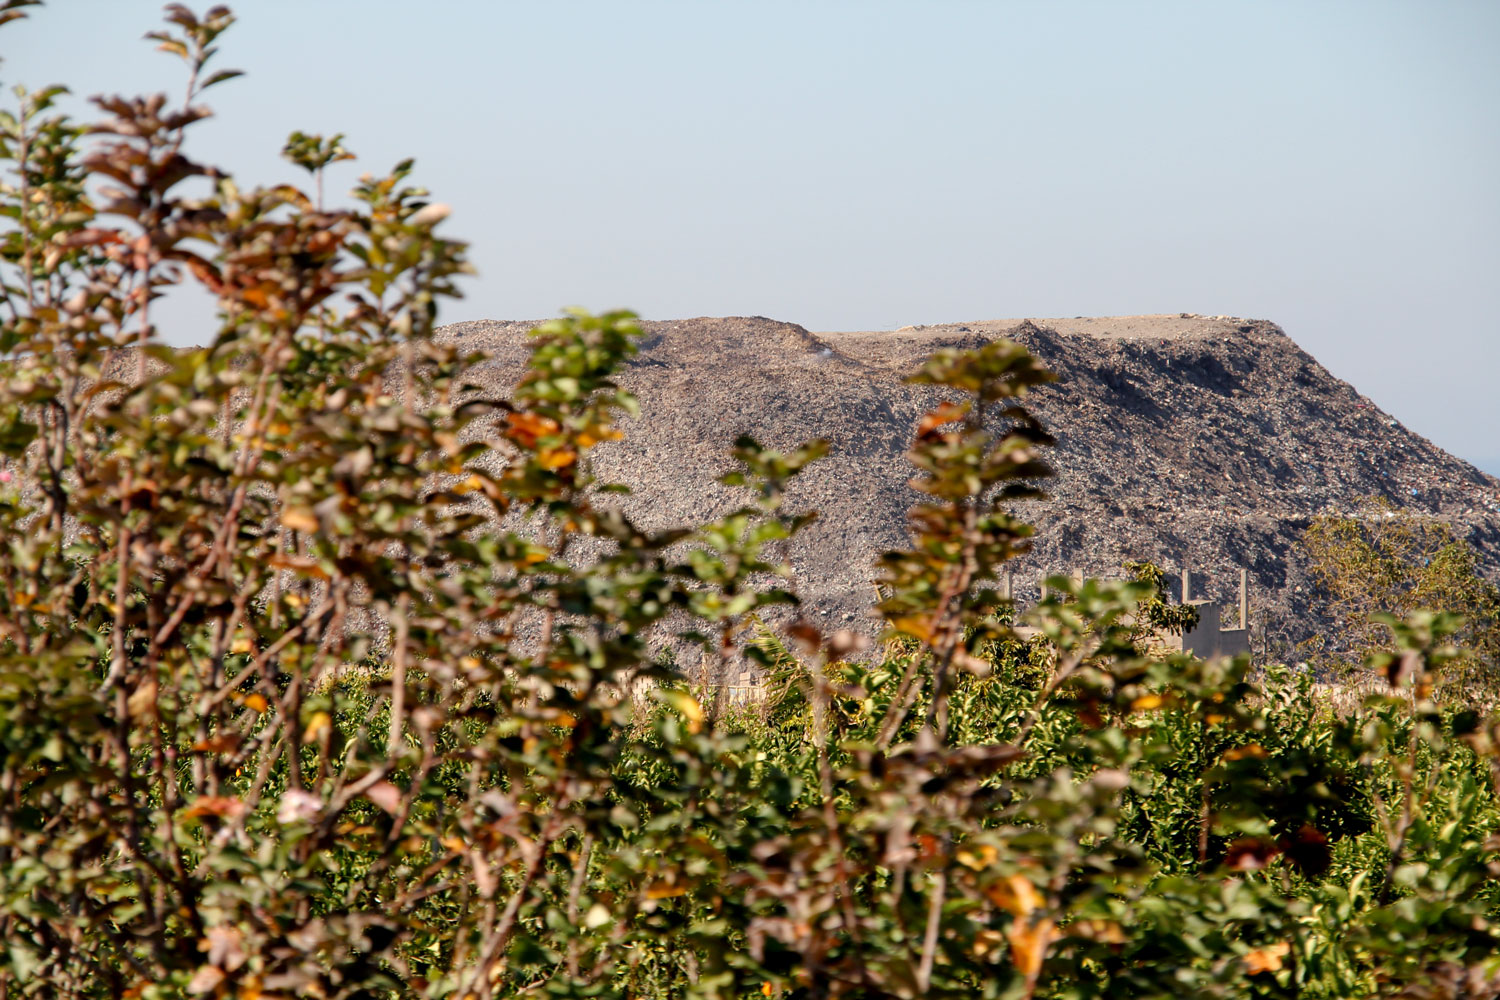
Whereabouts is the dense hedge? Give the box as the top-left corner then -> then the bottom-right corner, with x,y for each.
1,5 -> 1499,998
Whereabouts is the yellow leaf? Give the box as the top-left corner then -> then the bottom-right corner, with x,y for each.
645,881 -> 687,900
303,711 -> 332,741
660,690 -> 704,734
242,693 -> 269,713
972,927 -> 1006,961
1223,743 -> 1268,761
230,635 -> 254,655
537,445 -> 577,471
891,615 -> 932,642
1130,693 -> 1164,712
957,843 -> 998,870
577,426 -> 623,448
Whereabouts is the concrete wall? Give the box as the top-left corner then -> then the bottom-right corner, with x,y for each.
1180,602 -> 1251,658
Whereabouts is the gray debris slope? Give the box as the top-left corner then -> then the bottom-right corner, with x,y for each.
437,314 -> 1500,654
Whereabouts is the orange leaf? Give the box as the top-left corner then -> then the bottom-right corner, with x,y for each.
984,874 -> 1044,918
505,411 -> 560,448
917,400 -> 968,439
1006,916 -> 1054,976
1244,941 -> 1291,975
182,796 -> 248,820
280,507 -> 319,533
60,227 -> 125,248
190,734 -> 240,754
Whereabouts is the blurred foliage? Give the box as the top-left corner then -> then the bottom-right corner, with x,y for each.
1,5 -> 1500,999
1302,500 -> 1500,688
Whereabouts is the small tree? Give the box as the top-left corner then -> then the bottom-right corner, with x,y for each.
1302,500 -> 1500,687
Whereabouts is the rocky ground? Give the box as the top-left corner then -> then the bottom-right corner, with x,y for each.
440,314 -> 1500,658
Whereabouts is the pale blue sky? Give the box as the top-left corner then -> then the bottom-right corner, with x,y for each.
7,2 -> 1499,472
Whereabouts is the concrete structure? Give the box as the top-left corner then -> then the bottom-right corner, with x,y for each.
1173,567 -> 1251,658
1009,564 -> 1253,659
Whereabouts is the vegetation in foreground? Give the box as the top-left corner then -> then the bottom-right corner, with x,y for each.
2,4 -> 1499,998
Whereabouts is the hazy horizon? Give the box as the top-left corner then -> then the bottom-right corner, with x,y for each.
6,1 -> 1498,476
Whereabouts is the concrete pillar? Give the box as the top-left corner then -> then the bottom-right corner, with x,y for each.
1181,566 -> 1191,604
1239,568 -> 1249,630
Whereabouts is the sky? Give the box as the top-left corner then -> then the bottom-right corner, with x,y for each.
7,1 -> 1499,473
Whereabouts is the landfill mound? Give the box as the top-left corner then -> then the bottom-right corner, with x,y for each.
437,314 -> 1500,655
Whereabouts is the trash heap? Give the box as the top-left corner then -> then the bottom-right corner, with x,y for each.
435,313 -> 1500,656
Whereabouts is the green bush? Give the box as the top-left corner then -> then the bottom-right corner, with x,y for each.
2,5 -> 1499,998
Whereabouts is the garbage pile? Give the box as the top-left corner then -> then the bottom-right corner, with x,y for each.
436,313 -> 1500,656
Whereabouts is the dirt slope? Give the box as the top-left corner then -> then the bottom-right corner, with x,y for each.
438,314 -> 1500,655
